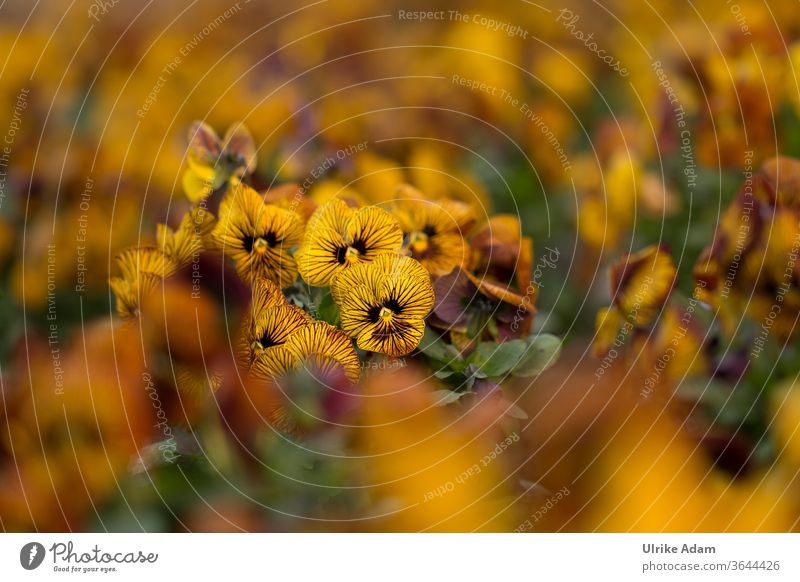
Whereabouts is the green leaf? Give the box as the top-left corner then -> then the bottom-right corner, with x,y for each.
464,374 -> 477,390
472,368 -> 488,379
487,317 -> 499,340
467,310 -> 491,339
448,354 -> 468,373
315,288 -> 340,325
212,166 -> 231,189
419,327 -> 449,360
470,340 -> 527,378
419,327 -> 461,363
432,390 -> 466,406
511,334 -> 561,377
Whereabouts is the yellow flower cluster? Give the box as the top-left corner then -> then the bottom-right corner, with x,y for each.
111,121 -> 538,386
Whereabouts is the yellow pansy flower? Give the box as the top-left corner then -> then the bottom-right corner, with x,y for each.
250,321 -> 360,383
240,278 -> 310,369
156,207 -> 215,268
392,196 -> 474,276
336,254 -> 434,356
213,183 -> 304,286
295,199 -> 403,286
249,304 -> 312,372
283,321 -> 361,383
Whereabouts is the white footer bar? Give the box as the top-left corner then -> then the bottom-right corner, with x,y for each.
1,533 -> 797,581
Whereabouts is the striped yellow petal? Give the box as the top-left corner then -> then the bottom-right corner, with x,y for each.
297,201 -> 402,286
295,226 -> 349,286
344,206 -> 403,261
356,317 -> 426,357
285,321 -> 361,382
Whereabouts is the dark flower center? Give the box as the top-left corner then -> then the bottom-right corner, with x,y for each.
368,299 -> 403,323
350,238 -> 368,255
335,245 -> 350,264
337,239 -> 369,264
257,332 -> 280,349
243,232 -> 279,253
384,298 -> 403,312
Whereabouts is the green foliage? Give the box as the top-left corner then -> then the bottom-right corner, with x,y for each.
511,334 -> 562,377
419,326 -> 562,394
313,287 -> 340,326
468,334 -> 561,379
468,339 -> 527,377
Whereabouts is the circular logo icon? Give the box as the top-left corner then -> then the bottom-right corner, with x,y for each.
20,542 -> 45,570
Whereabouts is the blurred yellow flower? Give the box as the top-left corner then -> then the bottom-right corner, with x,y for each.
582,413 -> 794,532
360,365 -> 513,532
109,247 -> 178,318
592,306 -> 629,358
351,152 -> 405,204
610,244 -> 676,326
157,207 -> 215,267
182,121 -> 256,204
